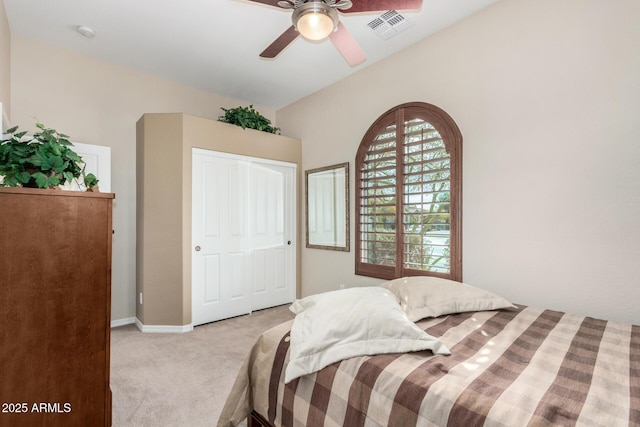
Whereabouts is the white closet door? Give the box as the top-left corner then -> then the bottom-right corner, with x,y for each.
249,161 -> 296,311
192,149 -> 295,326
192,151 -> 252,325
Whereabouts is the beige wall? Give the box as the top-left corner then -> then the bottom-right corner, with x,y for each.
137,113 -> 301,326
0,0 -> 10,122
10,34 -> 276,322
136,114 -> 184,325
277,0 -> 640,325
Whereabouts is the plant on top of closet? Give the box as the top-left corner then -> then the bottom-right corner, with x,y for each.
0,122 -> 99,190
218,105 -> 281,135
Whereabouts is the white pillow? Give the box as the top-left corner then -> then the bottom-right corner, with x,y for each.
380,276 -> 516,322
285,287 -> 450,383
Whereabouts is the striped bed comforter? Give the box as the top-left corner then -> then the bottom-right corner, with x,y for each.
218,305 -> 640,426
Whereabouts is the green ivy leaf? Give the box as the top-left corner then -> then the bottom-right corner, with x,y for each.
84,173 -> 99,187
64,150 -> 82,162
33,172 -> 48,188
63,171 -> 74,184
1,175 -> 19,187
50,143 -> 62,157
16,171 -> 31,183
50,156 -> 65,173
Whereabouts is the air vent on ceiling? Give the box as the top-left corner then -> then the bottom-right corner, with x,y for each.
367,10 -> 413,40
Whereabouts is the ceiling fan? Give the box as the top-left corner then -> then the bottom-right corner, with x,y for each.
247,0 -> 423,66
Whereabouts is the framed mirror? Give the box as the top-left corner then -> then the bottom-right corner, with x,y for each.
305,162 -> 350,251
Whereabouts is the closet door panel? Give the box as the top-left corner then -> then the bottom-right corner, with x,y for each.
192,151 -> 251,325
249,161 -> 295,311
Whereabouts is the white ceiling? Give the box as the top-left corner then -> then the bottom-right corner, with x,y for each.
4,0 -> 498,109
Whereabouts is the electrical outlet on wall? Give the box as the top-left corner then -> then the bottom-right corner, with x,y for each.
139,292 -> 143,305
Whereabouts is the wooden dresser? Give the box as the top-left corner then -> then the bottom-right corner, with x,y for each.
0,187 -> 114,427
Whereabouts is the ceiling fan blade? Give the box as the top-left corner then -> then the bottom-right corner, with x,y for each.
329,22 -> 366,67
245,0 -> 283,8
333,0 -> 353,9
339,0 -> 422,14
260,26 -> 300,59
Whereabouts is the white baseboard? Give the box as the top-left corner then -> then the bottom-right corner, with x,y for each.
135,318 -> 194,333
111,317 -> 136,328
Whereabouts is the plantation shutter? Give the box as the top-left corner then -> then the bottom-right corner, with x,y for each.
402,118 -> 451,274
356,102 -> 462,281
359,122 -> 398,272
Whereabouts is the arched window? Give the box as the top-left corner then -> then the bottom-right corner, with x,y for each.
355,102 -> 462,281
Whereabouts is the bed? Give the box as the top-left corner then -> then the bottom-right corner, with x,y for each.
217,277 -> 640,427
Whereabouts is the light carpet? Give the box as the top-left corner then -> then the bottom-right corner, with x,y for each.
110,305 -> 294,426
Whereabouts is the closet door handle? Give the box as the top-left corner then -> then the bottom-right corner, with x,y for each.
195,246 -> 201,252
287,241 -> 292,245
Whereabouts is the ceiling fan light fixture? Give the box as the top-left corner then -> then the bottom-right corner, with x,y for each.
292,2 -> 339,41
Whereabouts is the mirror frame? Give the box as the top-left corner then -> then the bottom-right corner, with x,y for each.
305,162 -> 350,252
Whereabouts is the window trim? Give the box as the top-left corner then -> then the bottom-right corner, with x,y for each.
355,102 -> 463,281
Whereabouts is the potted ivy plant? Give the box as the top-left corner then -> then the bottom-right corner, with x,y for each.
218,105 -> 281,135
0,122 -> 99,190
